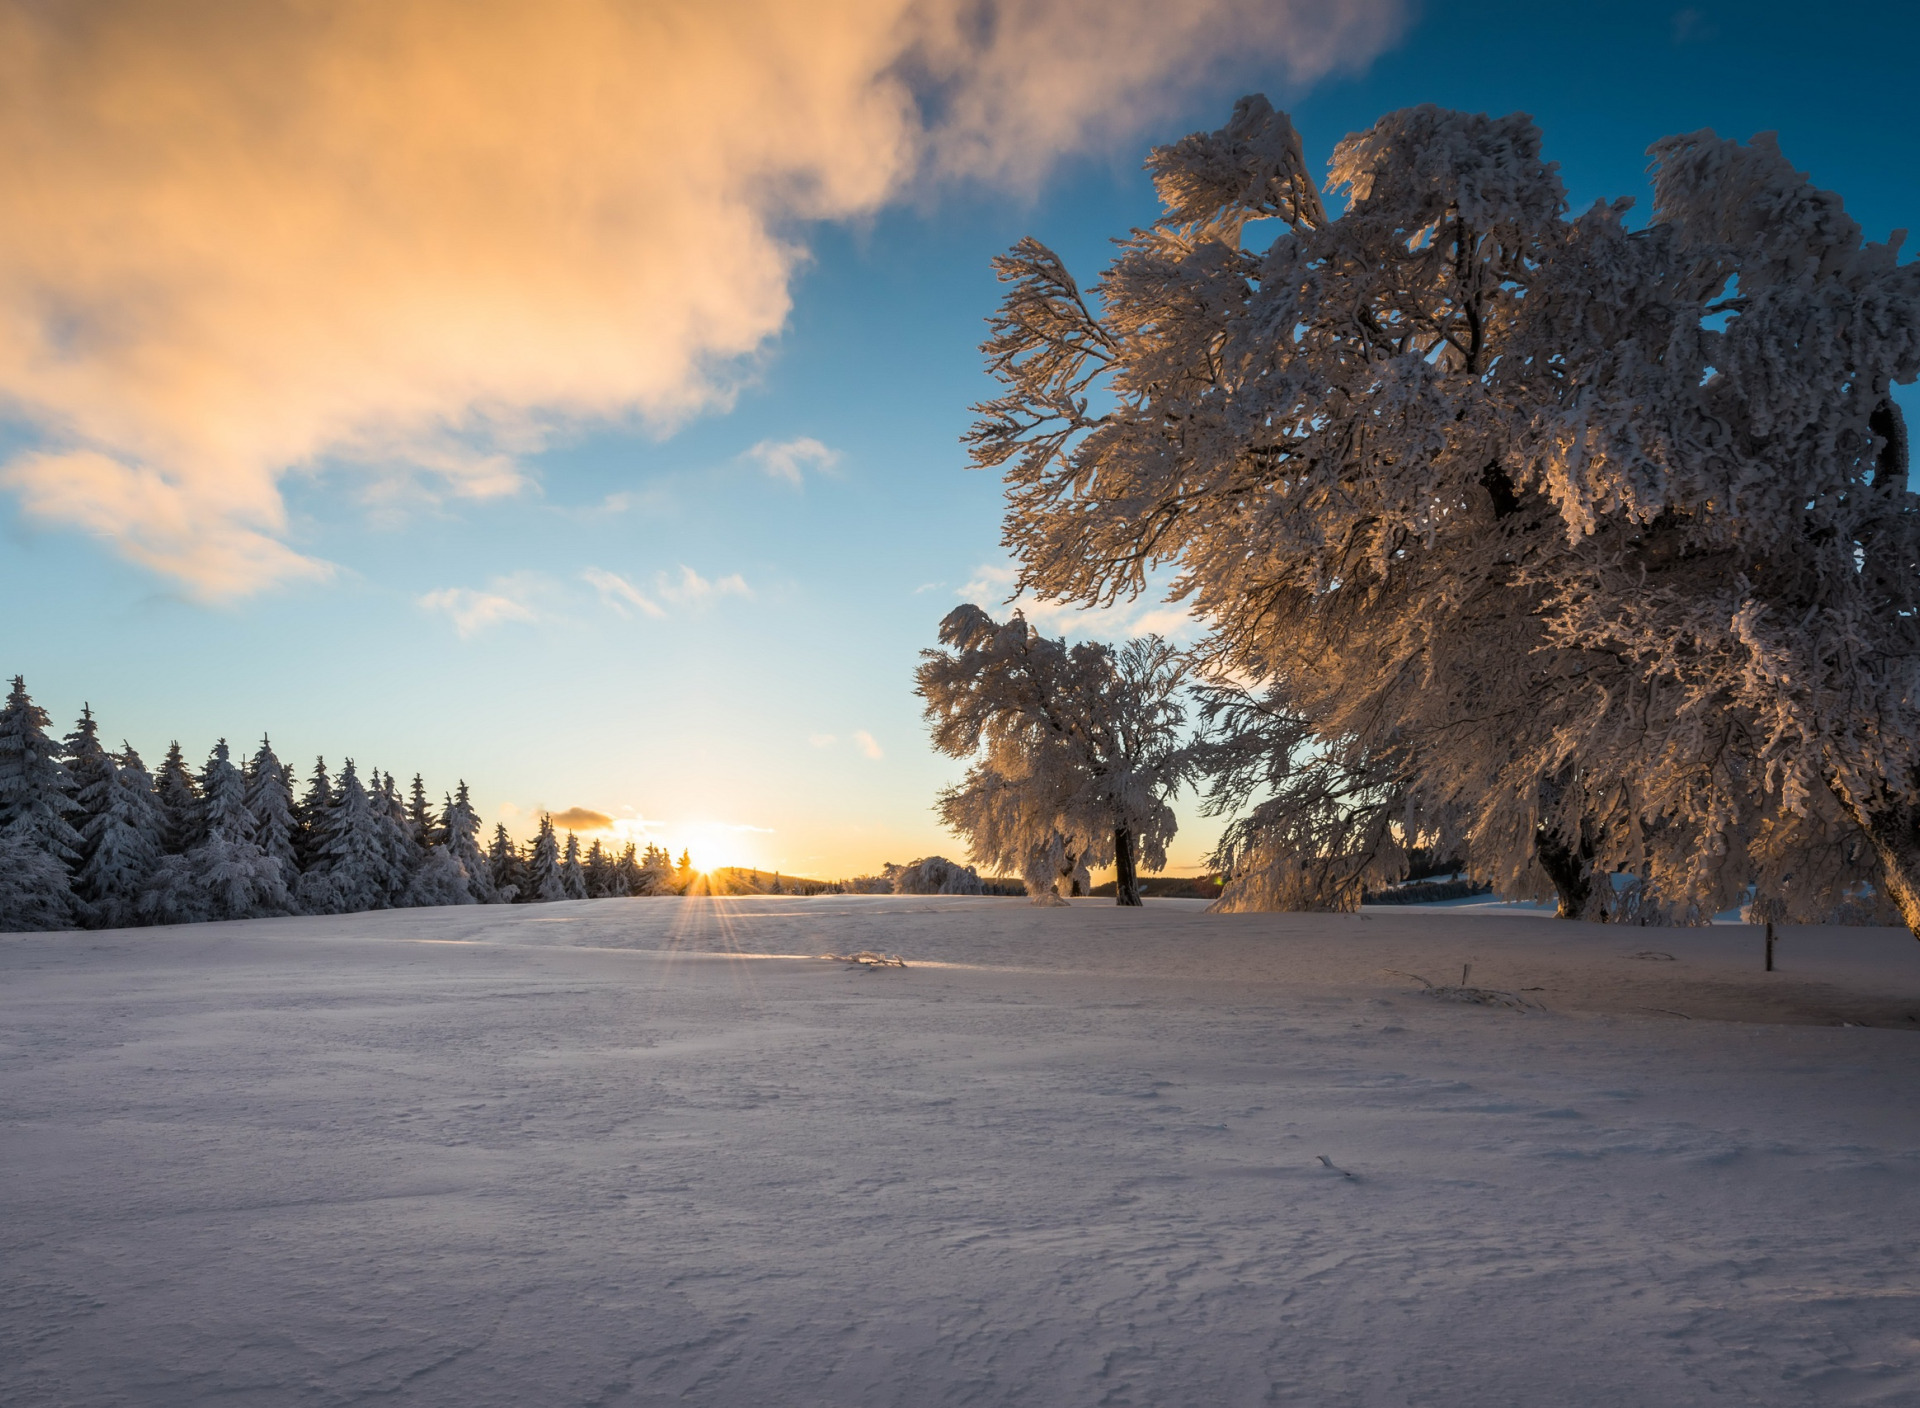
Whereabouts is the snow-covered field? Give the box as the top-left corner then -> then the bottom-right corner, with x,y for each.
6,897 -> 1920,1406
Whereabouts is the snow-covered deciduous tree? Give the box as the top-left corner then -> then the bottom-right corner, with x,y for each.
1181,682 -> 1410,913
76,744 -> 167,929
524,814 -> 565,903
917,605 -> 1184,905
971,96 -> 1920,928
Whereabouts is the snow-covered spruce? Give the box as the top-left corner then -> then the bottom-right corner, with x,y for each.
973,97 -> 1919,930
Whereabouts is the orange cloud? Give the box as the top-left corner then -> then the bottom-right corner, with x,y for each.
0,0 -> 1405,596
550,807 -> 616,833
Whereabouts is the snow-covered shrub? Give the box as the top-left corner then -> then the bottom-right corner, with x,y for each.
885,856 -> 985,895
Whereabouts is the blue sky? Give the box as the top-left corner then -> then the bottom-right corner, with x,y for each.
3,0 -> 1914,877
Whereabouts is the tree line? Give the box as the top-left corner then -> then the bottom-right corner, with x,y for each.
0,676 -> 696,931
928,96 -> 1919,929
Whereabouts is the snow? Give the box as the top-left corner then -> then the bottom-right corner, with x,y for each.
6,896 -> 1920,1405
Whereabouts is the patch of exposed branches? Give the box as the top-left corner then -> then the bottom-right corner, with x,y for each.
1382,967 -> 1537,1011
822,951 -> 908,969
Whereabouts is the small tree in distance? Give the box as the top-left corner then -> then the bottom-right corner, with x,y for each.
917,604 -> 1185,906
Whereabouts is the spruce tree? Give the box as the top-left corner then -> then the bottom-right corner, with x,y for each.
609,842 -> 637,897
525,814 -> 564,902
197,740 -> 255,845
560,831 -> 588,900
63,706 -> 114,921
79,744 -> 167,928
0,677 -> 80,930
245,736 -> 300,873
373,771 -> 419,905
154,741 -> 201,855
294,757 -> 331,873
439,783 -> 497,902
408,773 -> 434,847
488,822 -> 523,902
300,759 -> 389,914
583,838 -> 610,898
0,676 -> 83,860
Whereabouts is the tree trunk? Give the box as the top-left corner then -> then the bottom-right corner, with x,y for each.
1113,825 -> 1143,907
1827,776 -> 1920,941
1534,825 -> 1597,921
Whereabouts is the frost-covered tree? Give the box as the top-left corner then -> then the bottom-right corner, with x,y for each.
524,814 -> 565,903
154,741 -> 201,856
197,740 -> 254,847
406,773 -> 433,848
373,771 -> 420,905
1,676 -> 83,861
488,822 -> 523,901
294,757 -> 331,873
76,744 -> 167,928
637,843 -> 674,895
917,606 -> 1184,905
559,832 -> 588,900
245,736 -> 300,874
609,842 -> 638,897
0,678 -> 80,931
583,839 -> 611,898
145,739 -> 290,923
438,782 -> 497,903
298,759 -> 390,914
971,96 -> 1920,928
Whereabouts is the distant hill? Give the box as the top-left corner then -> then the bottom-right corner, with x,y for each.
694,867 -> 831,896
1088,874 -> 1227,899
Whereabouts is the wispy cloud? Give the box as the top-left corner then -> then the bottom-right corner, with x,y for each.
853,730 -> 884,760
809,733 -> 837,748
744,436 -> 841,486
418,573 -> 545,637
581,566 -> 667,619
658,564 -> 751,604
0,0 -> 1406,597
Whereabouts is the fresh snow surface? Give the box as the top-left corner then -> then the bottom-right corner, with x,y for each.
6,896 -> 1920,1406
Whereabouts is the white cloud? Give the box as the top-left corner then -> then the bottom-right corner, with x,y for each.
0,0 -> 1407,597
809,733 -> 837,749
853,730 -> 884,760
658,564 -> 751,604
958,559 -> 1198,643
418,574 -> 544,637
581,566 -> 667,619
744,436 -> 841,486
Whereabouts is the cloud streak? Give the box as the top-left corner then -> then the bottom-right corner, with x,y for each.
658,565 -> 751,605
0,0 -> 1407,596
582,567 -> 667,619
745,437 -> 841,486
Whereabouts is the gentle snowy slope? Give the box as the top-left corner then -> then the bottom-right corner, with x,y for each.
5,898 -> 1920,1405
